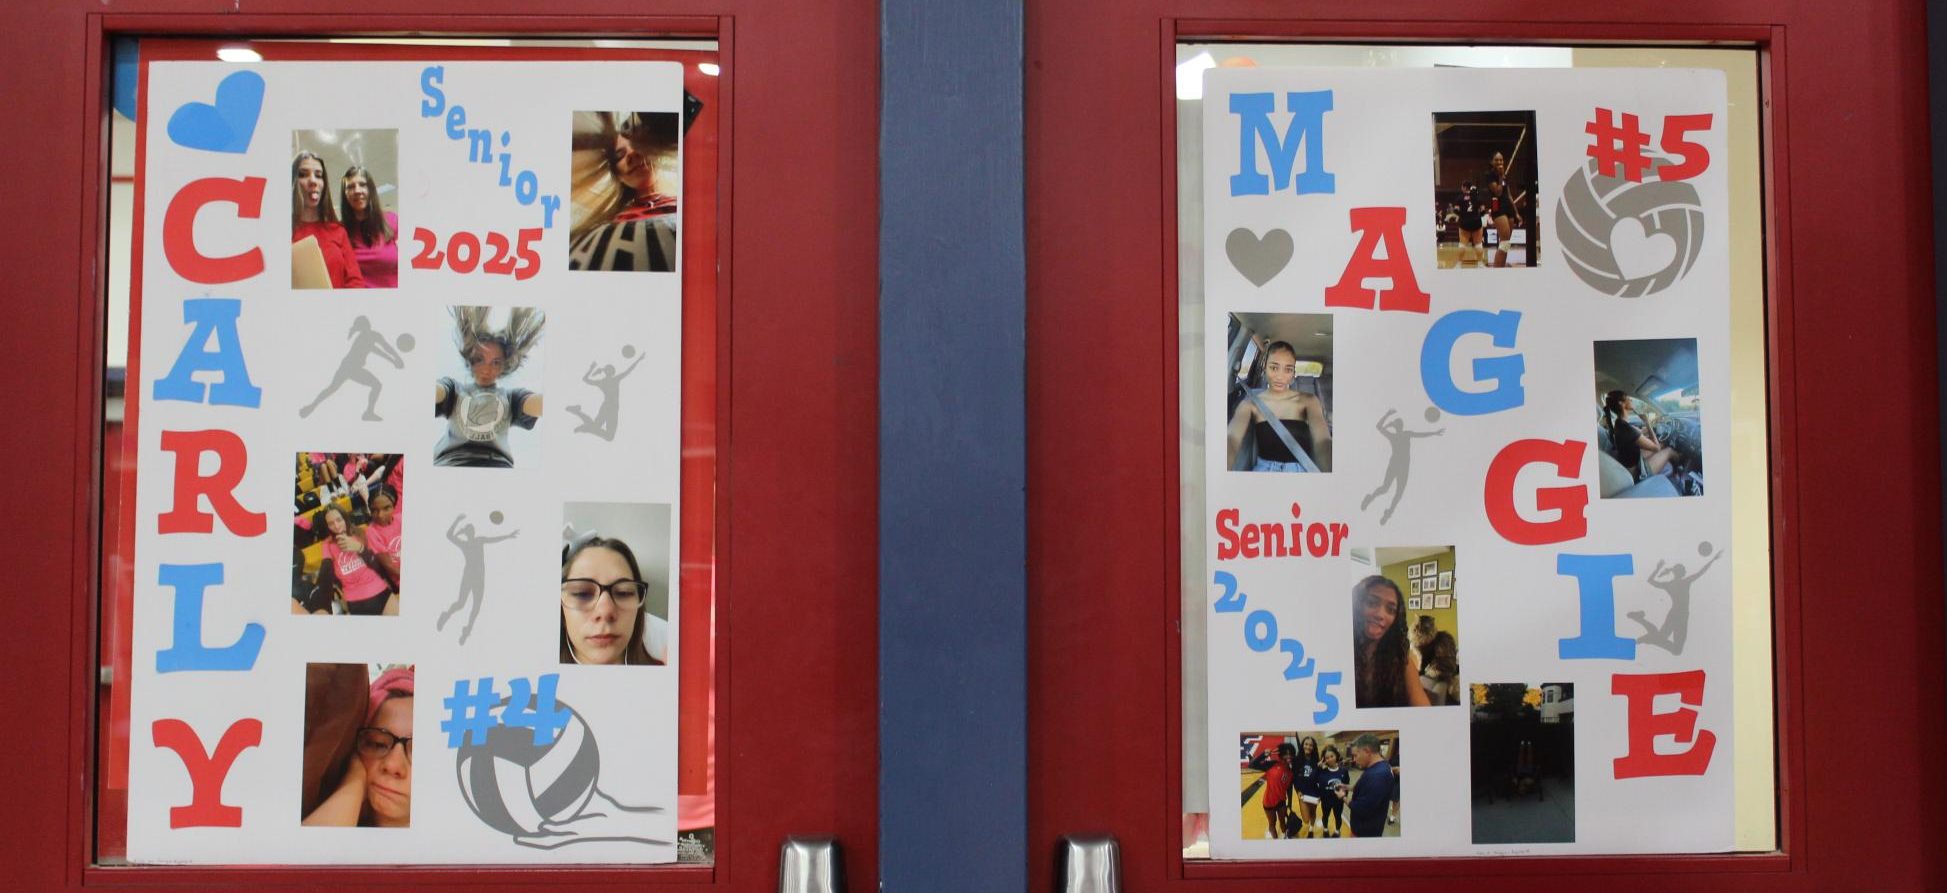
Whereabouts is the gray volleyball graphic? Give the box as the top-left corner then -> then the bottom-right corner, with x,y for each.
455,698 -> 600,835
1555,153 -> 1705,297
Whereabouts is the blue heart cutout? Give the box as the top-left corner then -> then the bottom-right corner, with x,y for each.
166,70 -> 264,154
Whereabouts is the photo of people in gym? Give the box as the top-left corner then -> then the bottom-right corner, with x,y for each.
291,129 -> 400,289
1365,546 -> 1462,707
568,111 -> 681,272
1240,730 -> 1402,840
433,306 -> 545,468
1470,682 -> 1576,844
301,662 -> 414,827
1593,338 -> 1704,498
1432,110 -> 1538,269
291,452 -> 405,616
1223,312 -> 1333,473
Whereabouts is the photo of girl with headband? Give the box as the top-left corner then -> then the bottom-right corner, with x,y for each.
302,664 -> 415,828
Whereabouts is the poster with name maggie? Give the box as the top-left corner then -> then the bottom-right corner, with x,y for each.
1204,67 -> 1731,858
127,60 -> 685,864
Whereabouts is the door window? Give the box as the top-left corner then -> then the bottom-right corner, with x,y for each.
1174,42 -> 1775,860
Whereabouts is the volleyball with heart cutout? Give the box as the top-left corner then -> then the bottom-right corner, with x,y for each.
1555,153 -> 1706,297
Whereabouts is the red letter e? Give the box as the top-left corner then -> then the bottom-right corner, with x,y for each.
1612,670 -> 1718,779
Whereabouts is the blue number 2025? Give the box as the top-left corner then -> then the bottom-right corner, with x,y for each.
1211,571 -> 1342,723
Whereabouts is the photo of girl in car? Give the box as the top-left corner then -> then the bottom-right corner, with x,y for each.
1593,338 -> 1705,499
1223,312 -> 1333,473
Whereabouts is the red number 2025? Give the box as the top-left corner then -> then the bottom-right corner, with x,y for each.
410,226 -> 542,280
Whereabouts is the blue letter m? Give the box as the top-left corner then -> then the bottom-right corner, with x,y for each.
1229,90 -> 1337,197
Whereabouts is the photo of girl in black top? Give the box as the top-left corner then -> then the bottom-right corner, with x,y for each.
1222,313 -> 1335,474
1594,338 -> 1704,498
1604,390 -> 1678,480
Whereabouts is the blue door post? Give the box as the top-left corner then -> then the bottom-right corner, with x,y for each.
880,0 -> 1026,889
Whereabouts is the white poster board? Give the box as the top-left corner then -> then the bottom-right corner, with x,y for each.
127,60 -> 686,864
1203,67 -> 1732,856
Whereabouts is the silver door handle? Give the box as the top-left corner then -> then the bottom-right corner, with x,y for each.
1058,833 -> 1120,893
778,836 -> 843,893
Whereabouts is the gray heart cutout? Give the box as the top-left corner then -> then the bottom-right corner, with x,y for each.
1226,227 -> 1294,287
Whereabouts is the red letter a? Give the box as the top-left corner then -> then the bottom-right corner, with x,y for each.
1324,207 -> 1430,313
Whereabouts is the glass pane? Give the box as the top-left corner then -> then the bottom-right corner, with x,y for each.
96,37 -> 721,866
1176,43 -> 1773,858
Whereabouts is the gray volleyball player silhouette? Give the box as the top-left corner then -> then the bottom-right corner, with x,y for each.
1627,543 -> 1724,655
1362,408 -> 1445,525
298,315 -> 410,421
564,345 -> 645,442
438,512 -> 519,645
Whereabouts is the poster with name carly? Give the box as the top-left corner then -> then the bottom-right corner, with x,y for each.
127,60 -> 685,863
1205,68 -> 1732,857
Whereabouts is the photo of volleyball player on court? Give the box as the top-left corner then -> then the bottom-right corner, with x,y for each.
1432,110 -> 1538,269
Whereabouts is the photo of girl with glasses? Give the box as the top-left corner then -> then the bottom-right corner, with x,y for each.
302,664 -> 414,828
560,536 -> 665,665
560,502 -> 673,666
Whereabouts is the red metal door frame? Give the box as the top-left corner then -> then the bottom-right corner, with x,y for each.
1,3 -> 877,891
1027,5 -> 1942,890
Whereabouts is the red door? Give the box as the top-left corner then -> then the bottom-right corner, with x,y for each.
1029,5 -> 1944,890
2,5 -> 876,891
